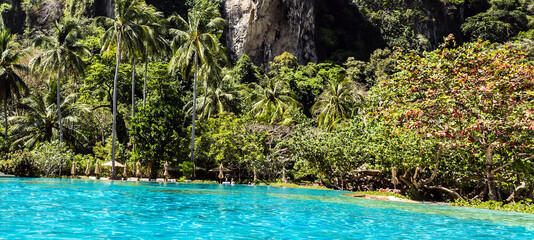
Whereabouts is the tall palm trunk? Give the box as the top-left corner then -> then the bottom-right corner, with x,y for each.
131,57 -> 136,153
143,49 -> 148,108
111,37 -> 122,180
132,58 -> 136,115
3,89 -> 7,140
200,81 -> 208,121
57,70 -> 63,142
190,57 -> 198,179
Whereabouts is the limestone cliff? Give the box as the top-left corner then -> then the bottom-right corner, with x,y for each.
224,0 -> 317,65
413,0 -> 465,50
95,0 -> 114,18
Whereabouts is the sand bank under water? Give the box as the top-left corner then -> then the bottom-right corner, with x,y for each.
341,192 -> 420,203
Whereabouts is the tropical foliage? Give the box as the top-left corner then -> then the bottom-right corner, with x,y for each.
130,94 -> 188,178
31,140 -> 74,177
97,0 -> 158,178
185,70 -> 236,119
245,76 -> 300,125
30,18 -> 89,143
0,149 -> 36,176
0,26 -> 28,141
312,75 -> 363,130
9,87 -> 89,149
168,1 -> 226,168
1,0 -> 534,208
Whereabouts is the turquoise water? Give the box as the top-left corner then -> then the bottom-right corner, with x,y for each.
1,178 -> 534,239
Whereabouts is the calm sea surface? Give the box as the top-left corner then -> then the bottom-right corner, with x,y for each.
1,178 -> 533,239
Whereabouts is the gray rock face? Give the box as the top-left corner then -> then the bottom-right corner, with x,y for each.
224,0 -> 317,65
95,0 -> 114,17
414,0 -> 465,50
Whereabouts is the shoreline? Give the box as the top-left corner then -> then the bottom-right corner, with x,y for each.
341,192 -> 420,203
8,177 -> 531,213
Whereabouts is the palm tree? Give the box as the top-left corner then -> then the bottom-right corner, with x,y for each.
197,60 -> 225,121
0,27 -> 28,141
9,88 -> 90,149
30,18 -> 89,143
140,6 -> 166,108
168,2 -> 226,171
246,76 -> 301,125
185,70 -> 236,119
128,3 -> 161,120
311,78 -> 364,131
97,0 -> 154,179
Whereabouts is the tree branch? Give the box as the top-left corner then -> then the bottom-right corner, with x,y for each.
471,186 -> 487,201
418,146 -> 442,186
412,167 -> 421,189
491,162 -> 513,175
425,185 -> 464,200
421,161 -> 440,186
519,154 -> 534,162
455,174 -> 483,183
505,181 -> 526,203
92,104 -> 112,111
399,168 -> 412,187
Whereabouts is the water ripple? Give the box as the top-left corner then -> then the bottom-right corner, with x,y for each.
0,178 -> 533,239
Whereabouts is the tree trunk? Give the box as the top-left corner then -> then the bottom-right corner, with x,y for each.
505,181 -> 526,203
340,174 -> 344,190
131,57 -> 136,153
253,166 -> 257,182
472,186 -> 488,201
425,185 -> 464,200
200,81 -> 208,121
486,145 -> 498,201
282,166 -> 287,183
111,37 -> 122,180
143,52 -> 148,108
131,58 -> 136,117
4,89 -> 8,140
57,70 -> 63,142
190,57 -> 198,180
147,161 -> 153,179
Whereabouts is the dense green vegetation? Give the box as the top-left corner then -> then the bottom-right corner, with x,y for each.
0,0 -> 533,210
452,199 -> 534,214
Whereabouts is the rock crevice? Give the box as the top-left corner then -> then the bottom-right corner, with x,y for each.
224,0 -> 317,65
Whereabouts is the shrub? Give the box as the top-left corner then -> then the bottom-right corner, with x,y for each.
31,141 -> 74,177
452,199 -> 534,214
179,161 -> 194,179
71,154 -> 95,176
0,149 -> 38,177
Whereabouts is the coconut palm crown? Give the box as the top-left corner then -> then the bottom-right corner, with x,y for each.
312,78 -> 364,131
246,76 -> 301,125
30,18 -> 89,143
97,0 -> 158,179
168,2 -> 227,172
9,87 -> 90,149
0,27 -> 28,141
